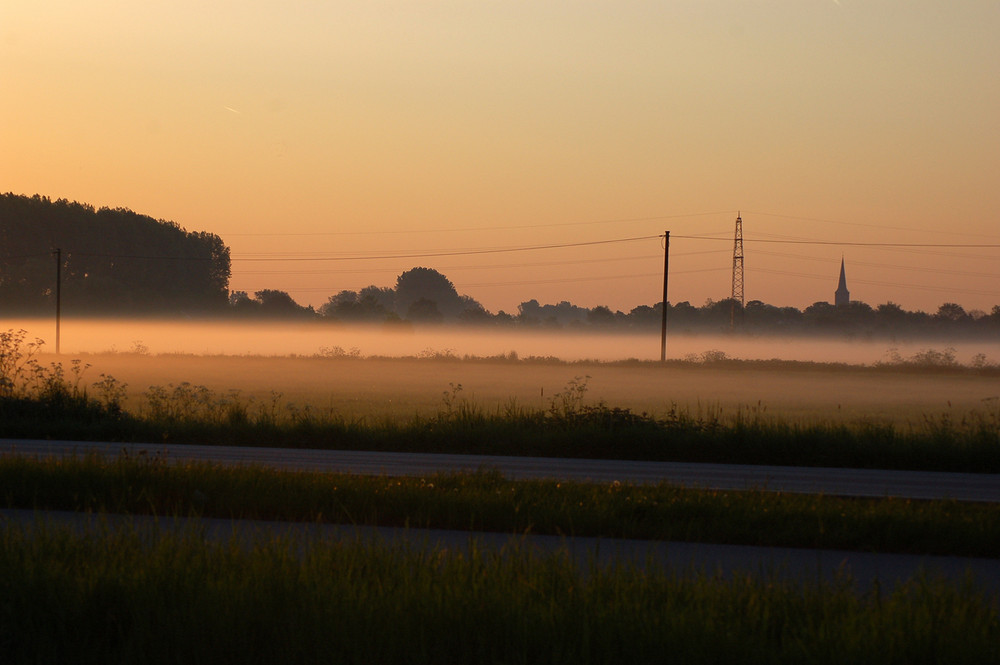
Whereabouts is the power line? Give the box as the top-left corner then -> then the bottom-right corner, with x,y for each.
674,235 -> 1000,249
243,266 -> 729,294
754,268 -> 1000,298
70,252 -> 214,261
230,249 -> 730,277
754,248 -> 1000,280
230,234 -> 661,262
742,210 -> 1000,241
218,211 -> 731,237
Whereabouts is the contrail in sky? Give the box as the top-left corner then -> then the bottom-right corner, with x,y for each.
223,106 -> 242,114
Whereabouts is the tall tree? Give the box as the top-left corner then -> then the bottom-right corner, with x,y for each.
0,193 -> 231,314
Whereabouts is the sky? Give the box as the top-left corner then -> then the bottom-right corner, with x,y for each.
3,1 -> 998,315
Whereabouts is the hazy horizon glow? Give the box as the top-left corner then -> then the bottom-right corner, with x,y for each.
9,318 -> 1000,367
3,2 -> 998,314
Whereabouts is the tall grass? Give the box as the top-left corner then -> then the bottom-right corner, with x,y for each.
1,519 -> 997,665
3,455 -> 998,557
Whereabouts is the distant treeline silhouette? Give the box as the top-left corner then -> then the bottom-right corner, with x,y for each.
0,194 -> 230,314
233,267 -> 1000,338
4,194 -> 999,336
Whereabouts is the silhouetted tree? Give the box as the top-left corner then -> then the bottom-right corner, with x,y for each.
587,305 -> 617,327
250,290 -> 315,318
405,297 -> 443,323
394,267 -> 479,320
935,302 -> 970,322
0,193 -> 230,314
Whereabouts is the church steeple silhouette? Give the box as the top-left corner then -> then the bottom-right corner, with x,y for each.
835,257 -> 850,306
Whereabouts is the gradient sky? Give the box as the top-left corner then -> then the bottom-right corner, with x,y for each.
3,1 -> 998,314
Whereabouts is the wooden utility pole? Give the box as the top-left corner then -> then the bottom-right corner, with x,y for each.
53,248 -> 61,354
660,231 -> 669,362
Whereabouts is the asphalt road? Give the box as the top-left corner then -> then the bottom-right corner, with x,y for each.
2,438 -> 998,502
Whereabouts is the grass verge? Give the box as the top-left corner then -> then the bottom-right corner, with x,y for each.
3,454 -> 998,557
1,519 -> 997,665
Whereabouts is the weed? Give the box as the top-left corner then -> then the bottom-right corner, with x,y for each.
877,346 -> 962,369
547,375 -> 591,419
318,345 -> 362,358
0,328 -> 44,397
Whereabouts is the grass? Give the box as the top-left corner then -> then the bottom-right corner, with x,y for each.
1,519 -> 997,665
3,454 -> 998,557
3,378 -> 999,472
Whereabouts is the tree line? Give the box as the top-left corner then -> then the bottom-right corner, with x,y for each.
234,267 -> 1000,338
4,193 -> 998,337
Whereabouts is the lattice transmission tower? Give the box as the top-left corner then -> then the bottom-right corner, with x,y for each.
730,212 -> 744,328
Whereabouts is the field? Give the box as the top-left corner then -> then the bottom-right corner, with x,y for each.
63,350 -> 1000,425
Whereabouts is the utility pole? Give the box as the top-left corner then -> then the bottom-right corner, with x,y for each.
53,248 -> 61,354
660,231 -> 669,362
730,212 -> 744,329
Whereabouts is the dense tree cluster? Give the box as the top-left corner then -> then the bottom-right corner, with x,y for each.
0,194 -> 230,315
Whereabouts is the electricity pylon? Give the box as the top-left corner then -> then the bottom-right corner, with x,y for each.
730,212 -> 744,329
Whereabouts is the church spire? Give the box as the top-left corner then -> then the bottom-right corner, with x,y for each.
835,256 -> 850,306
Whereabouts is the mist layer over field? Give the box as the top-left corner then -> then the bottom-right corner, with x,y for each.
8,318 -> 1000,365
7,319 -> 998,426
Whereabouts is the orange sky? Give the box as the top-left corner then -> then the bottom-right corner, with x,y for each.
3,1 -> 998,314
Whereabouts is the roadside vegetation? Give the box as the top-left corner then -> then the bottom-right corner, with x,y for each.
2,329 -> 1000,472
2,520 -> 997,665
3,453 -> 998,557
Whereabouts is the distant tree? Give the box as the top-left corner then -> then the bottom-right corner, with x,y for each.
458,305 -> 493,326
393,267 -> 484,320
359,285 -> 396,313
395,268 -> 458,316
405,297 -> 443,323
320,286 -> 396,322
668,301 -> 699,327
251,290 -> 315,318
627,304 -> 660,329
804,301 -> 837,327
516,299 -> 542,327
456,295 -> 492,326
701,298 -> 738,327
935,302 -> 970,322
494,310 -> 516,327
587,305 -> 616,327
229,290 -> 251,306
320,290 -> 360,318
229,291 -> 258,315
876,301 -> 907,323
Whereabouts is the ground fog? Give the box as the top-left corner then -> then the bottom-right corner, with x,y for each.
62,353 -> 996,425
8,318 -> 999,425
9,318 -> 1000,365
